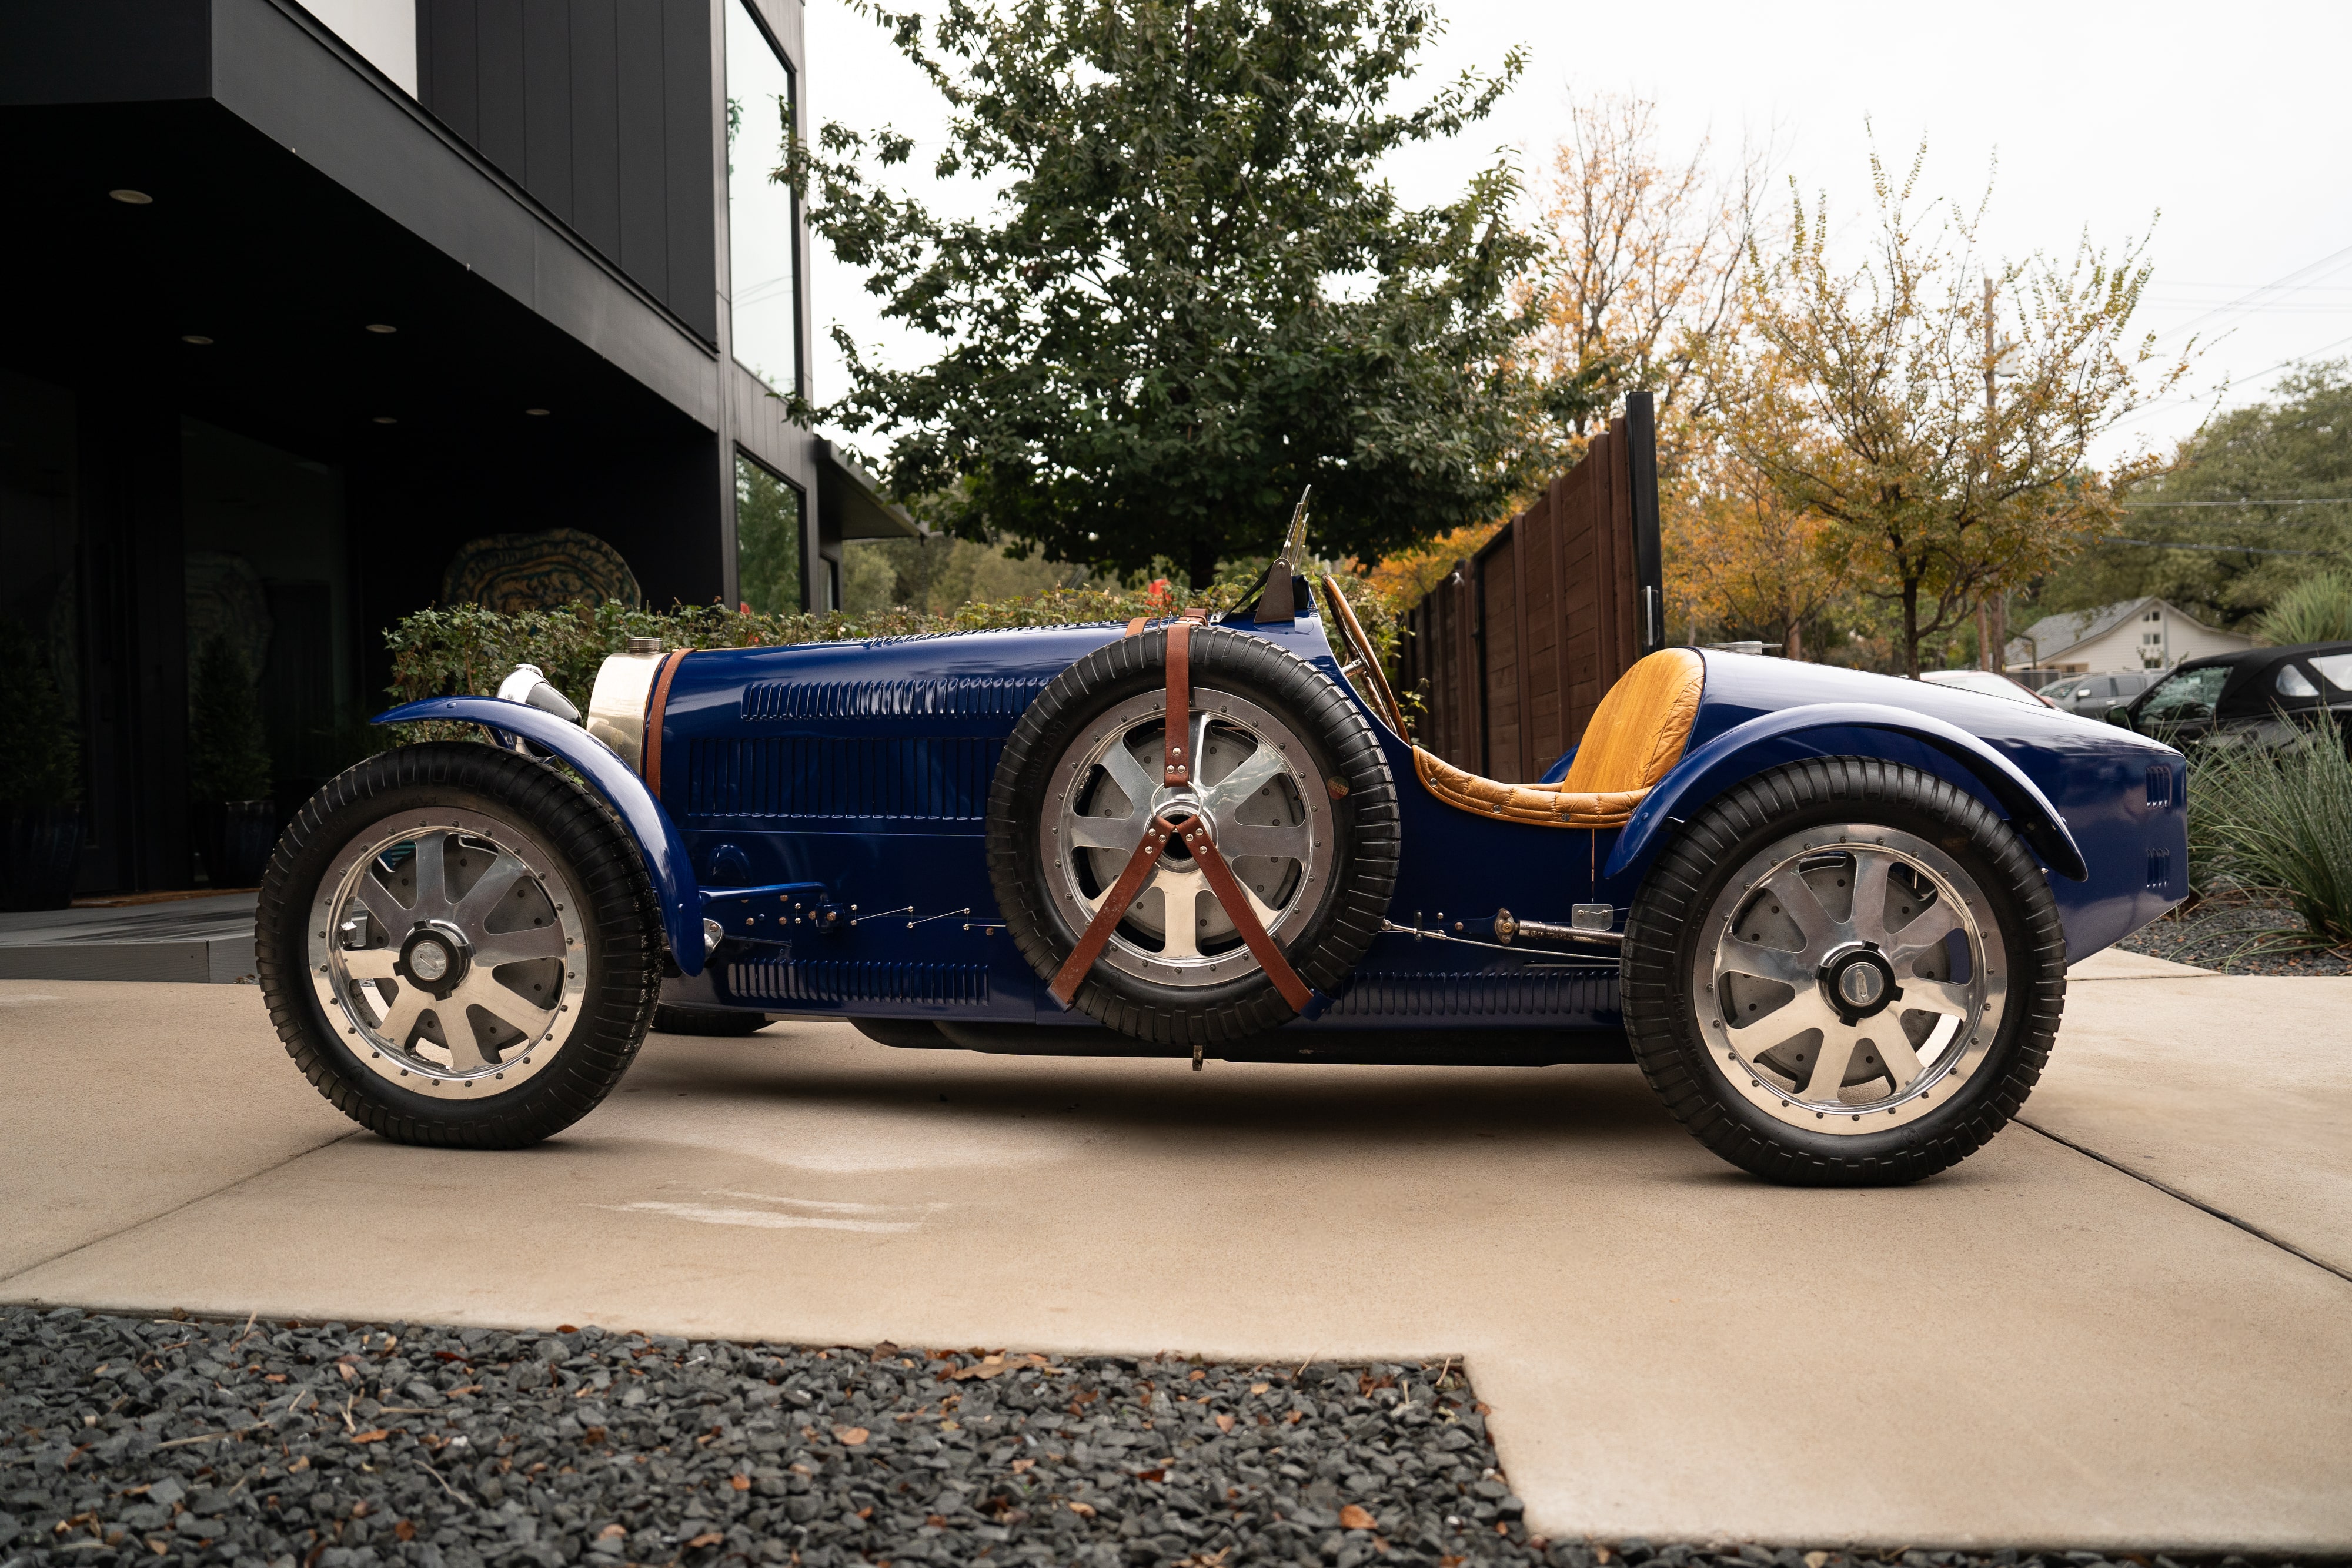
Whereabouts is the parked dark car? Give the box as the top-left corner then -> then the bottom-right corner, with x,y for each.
2106,643 -> 2352,751
2041,670 -> 2153,717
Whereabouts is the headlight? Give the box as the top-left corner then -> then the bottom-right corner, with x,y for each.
586,638 -> 670,774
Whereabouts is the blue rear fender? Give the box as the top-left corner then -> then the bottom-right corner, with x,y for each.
373,697 -> 706,978
1607,702 -> 2092,883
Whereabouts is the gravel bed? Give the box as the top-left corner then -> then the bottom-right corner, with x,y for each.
2116,892 -> 2350,976
0,1306 -> 2310,1568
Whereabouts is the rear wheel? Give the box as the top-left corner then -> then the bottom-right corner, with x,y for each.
255,743 -> 662,1148
1622,758 -> 2066,1185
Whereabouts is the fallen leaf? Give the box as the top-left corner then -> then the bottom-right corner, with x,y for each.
286,1458 -> 309,1475
1804,1556 -> 1827,1568
1187,1369 -> 1206,1382
686,1532 -> 723,1549
557,1325 -> 579,1334
1495,1523 -> 1510,1536
582,1427 -> 607,1446
598,1525 -> 627,1540
857,1507 -> 873,1520
833,1426 -> 870,1447
730,1476 -> 750,1492
1066,1501 -> 1096,1519
1249,1382 -> 1269,1395
1214,1415 -> 1234,1433
1283,1410 -> 1303,1425
447,1385 -> 482,1396
350,1430 -> 390,1445
926,1514 -> 949,1528
393,1520 -> 416,1543
1596,1549 -> 1613,1564
1339,1505 -> 1376,1530
338,1365 -> 355,1383
262,1374 -> 286,1384
1136,1469 -> 1165,1484
1010,1458 -> 1035,1473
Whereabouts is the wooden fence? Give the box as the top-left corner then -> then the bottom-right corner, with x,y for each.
1396,393 -> 1665,781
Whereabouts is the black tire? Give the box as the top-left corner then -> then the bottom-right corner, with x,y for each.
987,624 -> 1399,1044
255,743 -> 663,1148
1621,757 -> 2066,1186
653,1004 -> 771,1036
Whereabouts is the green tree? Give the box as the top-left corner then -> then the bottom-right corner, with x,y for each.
0,617 -> 79,808
736,455 -> 805,614
1713,143 -> 2189,677
188,634 -> 272,804
2048,362 -> 2352,630
787,0 -> 1546,587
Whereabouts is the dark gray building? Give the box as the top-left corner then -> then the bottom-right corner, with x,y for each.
0,0 -> 911,894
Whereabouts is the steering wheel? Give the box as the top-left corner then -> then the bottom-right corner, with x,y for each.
1317,576 -> 1409,737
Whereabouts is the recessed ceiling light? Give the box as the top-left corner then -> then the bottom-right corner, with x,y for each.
524,407 -> 550,416
108,189 -> 152,205
371,415 -> 398,425
181,335 -> 213,345
365,323 -> 397,335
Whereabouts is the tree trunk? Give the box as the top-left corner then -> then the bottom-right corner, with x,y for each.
1785,616 -> 1804,662
1187,534 -> 1219,595
1989,592 -> 2009,676
1901,579 -> 1922,678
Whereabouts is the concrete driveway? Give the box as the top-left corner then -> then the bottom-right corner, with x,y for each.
2,961 -> 2346,1553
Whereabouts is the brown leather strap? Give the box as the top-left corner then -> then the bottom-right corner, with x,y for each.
1124,617 -> 1147,637
1050,614 -> 1319,1018
1048,811 -> 1182,1006
1162,619 -> 1192,786
1180,817 -> 1316,1013
642,649 -> 689,798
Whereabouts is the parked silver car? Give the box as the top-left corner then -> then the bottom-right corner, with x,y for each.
2038,670 -> 2153,717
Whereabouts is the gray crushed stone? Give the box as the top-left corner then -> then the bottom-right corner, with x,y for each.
0,1306 -> 2304,1568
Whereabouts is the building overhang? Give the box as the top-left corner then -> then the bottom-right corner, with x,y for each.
816,442 -> 921,544
0,0 -> 720,460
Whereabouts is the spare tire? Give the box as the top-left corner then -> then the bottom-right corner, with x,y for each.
987,623 -> 1398,1044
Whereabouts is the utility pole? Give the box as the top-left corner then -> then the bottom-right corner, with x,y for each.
1979,276 -> 2008,676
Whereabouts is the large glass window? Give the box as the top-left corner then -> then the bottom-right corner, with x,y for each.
736,453 -> 804,613
726,2 -> 800,394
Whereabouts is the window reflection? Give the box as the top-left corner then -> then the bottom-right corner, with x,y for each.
736,453 -> 803,613
726,2 -> 800,394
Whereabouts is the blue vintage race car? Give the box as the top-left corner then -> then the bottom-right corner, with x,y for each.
256,526 -> 2187,1186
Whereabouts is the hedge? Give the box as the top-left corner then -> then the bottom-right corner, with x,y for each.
384,577 -> 1403,718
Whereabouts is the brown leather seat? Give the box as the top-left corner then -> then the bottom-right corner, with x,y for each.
1412,648 -> 1706,828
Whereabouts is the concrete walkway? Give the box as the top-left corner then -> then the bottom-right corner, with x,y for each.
1,967 -> 2346,1553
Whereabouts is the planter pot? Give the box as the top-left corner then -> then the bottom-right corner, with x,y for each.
192,799 -> 276,890
0,804 -> 84,911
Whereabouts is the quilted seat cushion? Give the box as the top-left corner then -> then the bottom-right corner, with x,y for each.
1410,648 -> 1706,829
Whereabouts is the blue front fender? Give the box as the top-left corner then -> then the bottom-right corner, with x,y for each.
1607,701 -> 2091,883
373,697 -> 706,977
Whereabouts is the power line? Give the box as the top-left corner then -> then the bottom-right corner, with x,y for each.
2121,497 -> 2352,507
2150,242 -> 2352,345
2098,536 -> 2330,556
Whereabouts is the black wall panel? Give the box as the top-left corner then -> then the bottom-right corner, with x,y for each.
417,0 -> 714,343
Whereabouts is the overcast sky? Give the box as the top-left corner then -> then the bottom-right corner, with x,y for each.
800,0 -> 2351,464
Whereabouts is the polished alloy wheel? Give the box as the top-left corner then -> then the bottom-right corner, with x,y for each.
305,808 -> 588,1095
1042,687 -> 1328,988
1690,823 -> 2007,1133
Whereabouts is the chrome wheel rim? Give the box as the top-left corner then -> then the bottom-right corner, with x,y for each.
1690,823 -> 2007,1134
306,808 -> 588,1095
1043,687 -> 1328,988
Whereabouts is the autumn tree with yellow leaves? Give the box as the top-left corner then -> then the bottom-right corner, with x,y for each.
1711,144 -> 2189,677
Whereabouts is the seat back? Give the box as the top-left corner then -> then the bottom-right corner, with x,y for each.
1561,648 -> 1706,795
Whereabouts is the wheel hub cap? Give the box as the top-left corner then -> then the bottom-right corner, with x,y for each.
1821,943 -> 1900,1021
399,920 -> 471,995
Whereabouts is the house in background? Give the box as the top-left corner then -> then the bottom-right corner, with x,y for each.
0,0 -> 914,895
2006,596 -> 2255,683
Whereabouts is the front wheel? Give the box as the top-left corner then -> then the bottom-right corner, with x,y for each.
255,743 -> 663,1148
1622,758 -> 2066,1185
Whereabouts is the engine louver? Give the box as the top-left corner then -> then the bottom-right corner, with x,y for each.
682,736 -> 1000,821
726,959 -> 990,1005
739,676 -> 1048,721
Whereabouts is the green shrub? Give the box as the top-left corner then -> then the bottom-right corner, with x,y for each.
0,616 -> 79,808
189,634 -> 273,803
386,577 -> 1402,713
2187,708 -> 2352,947
2256,569 -> 2352,646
